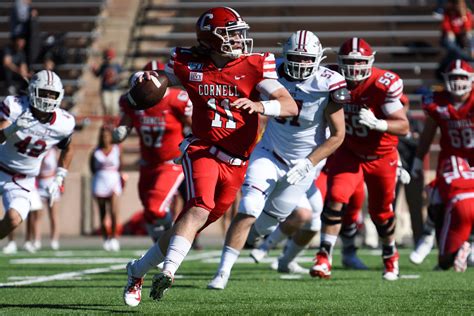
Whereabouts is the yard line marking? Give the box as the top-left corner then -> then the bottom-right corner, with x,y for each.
280,275 -> 302,280
0,264 -> 125,287
8,276 -> 84,281
10,258 -> 132,264
400,274 -> 420,279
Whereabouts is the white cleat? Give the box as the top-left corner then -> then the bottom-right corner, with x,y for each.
23,241 -> 37,254
109,238 -> 120,252
123,260 -> 144,307
277,260 -> 309,274
207,271 -> 229,290
2,241 -> 17,254
50,240 -> 60,251
250,248 -> 268,263
409,234 -> 435,265
453,242 -> 471,272
150,271 -> 173,301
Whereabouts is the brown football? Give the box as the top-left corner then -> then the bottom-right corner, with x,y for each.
126,73 -> 169,110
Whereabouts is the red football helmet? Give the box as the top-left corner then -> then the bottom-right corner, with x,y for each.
443,59 -> 473,97
338,37 -> 375,81
195,7 -> 253,59
143,60 -> 165,71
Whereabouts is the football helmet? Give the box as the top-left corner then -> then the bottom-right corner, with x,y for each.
196,6 -> 253,59
28,70 -> 64,113
443,59 -> 473,97
338,37 -> 375,81
143,60 -> 165,71
283,30 -> 327,80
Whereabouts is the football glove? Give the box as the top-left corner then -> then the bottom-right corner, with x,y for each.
3,111 -> 38,138
286,158 -> 313,185
358,108 -> 388,132
112,125 -> 129,143
48,167 -> 68,206
397,159 -> 411,185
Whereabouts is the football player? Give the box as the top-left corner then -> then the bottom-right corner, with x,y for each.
113,60 -> 192,242
410,59 -> 474,265
0,70 -> 75,239
311,38 -> 409,281
122,7 -> 298,306
207,30 -> 346,290
436,156 -> 473,272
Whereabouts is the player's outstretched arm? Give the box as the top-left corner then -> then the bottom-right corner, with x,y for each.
112,113 -> 133,143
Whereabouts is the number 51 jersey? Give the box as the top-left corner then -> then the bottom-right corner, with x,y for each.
0,95 -> 75,176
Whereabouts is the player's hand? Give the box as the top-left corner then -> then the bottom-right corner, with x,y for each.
47,167 -> 68,207
410,157 -> 423,179
112,125 -> 129,143
3,111 -> 38,138
358,108 -> 388,132
286,158 -> 313,185
129,71 -> 159,87
397,159 -> 411,185
231,98 -> 263,114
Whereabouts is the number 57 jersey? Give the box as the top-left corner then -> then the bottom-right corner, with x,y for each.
0,96 -> 75,177
423,90 -> 474,166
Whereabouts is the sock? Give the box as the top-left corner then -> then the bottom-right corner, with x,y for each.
382,240 -> 396,258
163,235 -> 192,276
279,239 -> 305,266
260,226 -> 286,252
320,233 -> 338,256
132,242 -> 166,278
217,245 -> 240,275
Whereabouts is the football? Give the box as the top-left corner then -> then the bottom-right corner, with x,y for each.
126,73 -> 168,110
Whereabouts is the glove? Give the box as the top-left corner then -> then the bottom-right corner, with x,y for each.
3,111 -> 38,138
48,167 -> 68,206
286,158 -> 313,185
410,157 -> 424,179
358,108 -> 388,132
112,125 -> 129,143
397,159 -> 411,185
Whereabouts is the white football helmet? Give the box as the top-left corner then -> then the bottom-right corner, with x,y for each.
443,59 -> 473,97
283,30 -> 326,80
28,70 -> 64,113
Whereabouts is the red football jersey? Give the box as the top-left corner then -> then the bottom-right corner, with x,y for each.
423,90 -> 474,168
437,156 -> 474,203
343,67 -> 403,156
120,88 -> 192,164
167,48 -> 278,159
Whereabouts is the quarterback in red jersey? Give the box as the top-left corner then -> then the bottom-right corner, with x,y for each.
311,38 -> 409,281
113,60 -> 192,242
122,7 -> 297,306
436,156 -> 474,272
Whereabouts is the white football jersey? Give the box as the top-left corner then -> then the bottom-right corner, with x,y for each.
0,96 -> 75,176
261,66 -> 346,163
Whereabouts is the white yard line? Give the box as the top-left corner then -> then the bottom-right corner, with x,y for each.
0,251 -> 222,288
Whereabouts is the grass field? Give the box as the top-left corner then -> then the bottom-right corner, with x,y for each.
0,247 -> 472,315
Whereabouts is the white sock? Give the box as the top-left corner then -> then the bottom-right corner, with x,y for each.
163,235 -> 192,276
279,239 -> 305,266
132,242 -> 166,278
321,233 -> 338,255
217,245 -> 240,275
261,226 -> 286,252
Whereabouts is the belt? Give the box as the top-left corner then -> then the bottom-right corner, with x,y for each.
272,151 -> 289,166
209,146 -> 247,166
355,153 -> 382,161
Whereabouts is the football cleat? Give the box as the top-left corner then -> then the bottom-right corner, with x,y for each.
383,250 -> 400,281
409,234 -> 435,265
2,241 -> 17,254
123,260 -> 144,307
342,248 -> 368,270
310,251 -> 332,279
453,242 -> 471,272
150,271 -> 173,301
250,248 -> 268,263
276,259 -> 309,274
207,271 -> 230,290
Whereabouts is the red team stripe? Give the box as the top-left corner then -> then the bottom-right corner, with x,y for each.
329,80 -> 347,90
0,102 -> 10,117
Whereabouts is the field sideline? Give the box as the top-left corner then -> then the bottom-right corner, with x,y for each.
0,247 -> 472,315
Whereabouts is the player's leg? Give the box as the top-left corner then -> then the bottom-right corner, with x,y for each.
437,199 -> 473,271
364,153 -> 399,280
340,180 -> 367,270
1,179 -> 34,240
209,148 -> 279,290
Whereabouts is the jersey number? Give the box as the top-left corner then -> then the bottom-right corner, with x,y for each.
345,114 -> 368,137
208,98 -> 236,129
378,72 -> 396,86
140,126 -> 165,148
14,136 -> 47,157
448,128 -> 474,148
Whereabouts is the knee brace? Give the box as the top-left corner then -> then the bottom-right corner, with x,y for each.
321,205 -> 345,226
253,210 -> 281,237
375,216 -> 396,238
340,222 -> 358,239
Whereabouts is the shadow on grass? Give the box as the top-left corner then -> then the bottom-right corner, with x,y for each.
0,303 -> 138,313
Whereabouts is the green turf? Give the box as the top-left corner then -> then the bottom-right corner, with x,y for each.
0,248 -> 472,315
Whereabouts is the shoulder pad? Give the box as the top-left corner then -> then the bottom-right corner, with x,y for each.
331,87 -> 351,104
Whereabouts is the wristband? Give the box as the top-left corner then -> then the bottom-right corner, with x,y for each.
261,100 -> 281,117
